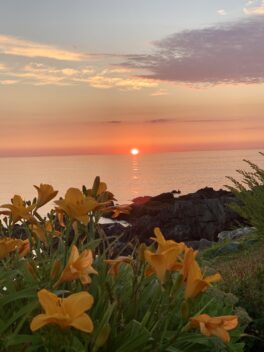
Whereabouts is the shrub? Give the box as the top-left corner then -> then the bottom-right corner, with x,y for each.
226,153 -> 264,239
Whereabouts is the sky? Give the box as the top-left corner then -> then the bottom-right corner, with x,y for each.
0,0 -> 264,156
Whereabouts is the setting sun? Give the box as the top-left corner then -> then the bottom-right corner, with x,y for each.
130,148 -> 139,155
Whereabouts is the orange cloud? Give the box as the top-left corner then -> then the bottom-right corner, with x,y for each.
0,34 -> 85,61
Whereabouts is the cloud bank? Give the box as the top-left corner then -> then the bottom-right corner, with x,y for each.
126,16 -> 264,85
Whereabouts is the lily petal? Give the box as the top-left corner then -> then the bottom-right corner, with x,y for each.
63,291 -> 94,318
70,314 -> 94,333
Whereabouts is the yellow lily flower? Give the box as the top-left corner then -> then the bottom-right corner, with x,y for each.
55,188 -> 97,224
151,227 -> 186,254
144,247 -> 183,283
96,181 -> 107,195
55,245 -> 97,286
30,221 -> 61,243
111,204 -> 132,218
0,237 -> 30,259
183,248 -> 221,299
190,314 -> 238,343
105,256 -> 132,276
1,195 -> 36,224
30,289 -> 94,333
34,184 -> 58,209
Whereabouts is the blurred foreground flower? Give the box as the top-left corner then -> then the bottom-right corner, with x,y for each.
0,237 -> 30,259
55,245 -> 97,286
34,184 -> 58,209
190,314 -> 238,343
183,248 -> 221,299
55,188 -> 97,224
30,289 -> 94,333
1,195 -> 36,224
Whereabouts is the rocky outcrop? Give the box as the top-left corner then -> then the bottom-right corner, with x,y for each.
102,187 -> 247,243
218,227 -> 254,241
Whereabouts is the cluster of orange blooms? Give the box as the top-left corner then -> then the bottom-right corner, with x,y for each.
0,183 -> 238,344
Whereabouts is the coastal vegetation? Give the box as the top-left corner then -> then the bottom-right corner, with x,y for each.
0,178 -> 245,351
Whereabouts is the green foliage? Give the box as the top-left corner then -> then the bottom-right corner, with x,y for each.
0,178 -> 245,351
226,153 -> 264,239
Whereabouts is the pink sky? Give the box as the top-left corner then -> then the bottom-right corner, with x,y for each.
1,2 -> 264,156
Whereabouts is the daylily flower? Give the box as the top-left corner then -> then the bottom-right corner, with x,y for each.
96,181 -> 107,196
55,188 -> 97,224
183,248 -> 221,299
0,237 -> 30,259
144,247 -> 183,283
34,184 -> 58,209
86,178 -> 107,197
151,227 -> 186,254
55,245 -> 97,286
30,221 -> 61,243
105,256 -> 132,276
30,289 -> 94,333
111,204 -> 132,218
190,314 -> 238,343
1,195 -> 36,224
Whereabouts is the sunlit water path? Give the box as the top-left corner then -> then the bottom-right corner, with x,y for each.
0,149 -> 263,208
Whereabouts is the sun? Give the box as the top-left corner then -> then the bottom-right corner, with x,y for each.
130,148 -> 139,155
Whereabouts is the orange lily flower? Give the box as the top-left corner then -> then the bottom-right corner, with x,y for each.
55,245 -> 97,286
30,289 -> 94,333
0,237 -> 30,259
18,239 -> 30,257
34,184 -> 58,209
105,256 -> 132,276
55,188 -> 97,224
1,195 -> 36,224
151,227 -> 186,254
30,221 -> 61,243
111,204 -> 132,218
183,248 -> 221,299
144,247 -> 183,283
190,314 -> 238,343
96,181 -> 107,196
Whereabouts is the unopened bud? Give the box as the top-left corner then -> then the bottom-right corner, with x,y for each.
26,260 -> 37,279
180,300 -> 189,320
50,260 -> 61,281
138,243 -> 147,263
95,324 -> 111,348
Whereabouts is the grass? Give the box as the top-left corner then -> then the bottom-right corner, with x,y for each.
200,239 -> 264,352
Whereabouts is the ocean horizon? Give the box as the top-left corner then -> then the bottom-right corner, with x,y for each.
0,148 -> 263,207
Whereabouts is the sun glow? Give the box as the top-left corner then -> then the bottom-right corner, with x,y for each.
130,148 -> 139,155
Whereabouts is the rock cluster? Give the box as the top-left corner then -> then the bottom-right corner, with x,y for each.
102,187 -> 247,244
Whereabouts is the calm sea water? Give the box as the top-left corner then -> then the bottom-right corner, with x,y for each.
0,149 -> 263,206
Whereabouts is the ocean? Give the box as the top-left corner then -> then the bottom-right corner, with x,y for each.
0,149 -> 263,207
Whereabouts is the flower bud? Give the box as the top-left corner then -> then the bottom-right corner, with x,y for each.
50,260 -> 61,281
94,324 -> 111,348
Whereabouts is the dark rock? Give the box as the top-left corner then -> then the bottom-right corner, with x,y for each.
108,187 -> 246,243
185,238 -> 215,250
